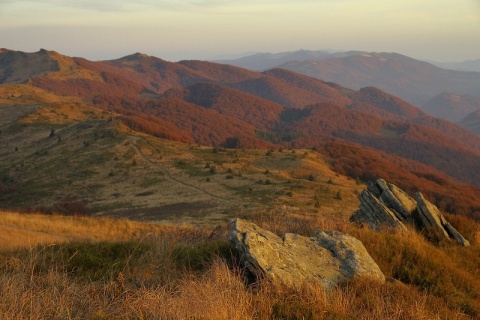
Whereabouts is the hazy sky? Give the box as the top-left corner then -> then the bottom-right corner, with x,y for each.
1,0 -> 479,62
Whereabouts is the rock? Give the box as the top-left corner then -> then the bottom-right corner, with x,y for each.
230,219 -> 385,291
380,180 -> 416,223
351,179 -> 470,246
351,190 -> 407,231
386,182 -> 417,214
415,192 -> 450,238
365,179 -> 415,223
444,222 -> 471,247
415,193 -> 470,246
313,230 -> 386,282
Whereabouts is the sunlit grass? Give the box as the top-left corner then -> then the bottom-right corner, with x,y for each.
0,209 -> 479,319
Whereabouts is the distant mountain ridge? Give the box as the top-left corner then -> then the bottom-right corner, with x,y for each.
434,59 -> 480,72
277,53 -> 480,107
422,92 -> 480,123
460,109 -> 480,135
1,48 -> 480,217
217,50 -> 480,117
214,49 -> 480,73
212,49 -> 364,71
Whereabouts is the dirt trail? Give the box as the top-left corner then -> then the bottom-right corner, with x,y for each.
128,136 -> 235,205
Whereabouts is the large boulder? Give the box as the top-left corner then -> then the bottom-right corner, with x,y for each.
351,179 -> 470,247
230,219 -> 385,291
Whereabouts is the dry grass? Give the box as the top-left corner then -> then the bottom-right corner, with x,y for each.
1,110 -> 361,226
19,103 -> 111,125
1,87 -> 361,225
1,209 -> 479,319
0,210 -> 200,250
0,84 -> 63,105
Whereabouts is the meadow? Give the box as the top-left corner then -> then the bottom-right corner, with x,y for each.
1,209 -> 479,319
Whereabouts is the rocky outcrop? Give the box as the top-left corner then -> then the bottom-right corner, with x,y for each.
415,193 -> 471,246
351,189 -> 407,232
230,219 -> 385,291
351,179 -> 470,246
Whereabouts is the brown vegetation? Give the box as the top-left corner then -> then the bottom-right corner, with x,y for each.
322,141 -> 480,219
1,210 -> 479,319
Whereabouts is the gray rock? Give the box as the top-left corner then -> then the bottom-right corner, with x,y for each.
415,193 -> 470,246
351,189 -> 407,231
387,182 -> 417,214
351,179 -> 470,247
313,230 -> 386,282
365,179 -> 416,223
415,192 -> 450,238
444,222 -> 471,247
230,219 -> 385,291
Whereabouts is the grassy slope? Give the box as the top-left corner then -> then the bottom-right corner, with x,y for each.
1,210 -> 479,319
0,95 -> 360,226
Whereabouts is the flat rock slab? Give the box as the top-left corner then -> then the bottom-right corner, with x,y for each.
230,219 -> 385,291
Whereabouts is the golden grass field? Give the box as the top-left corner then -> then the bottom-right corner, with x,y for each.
0,211 -> 180,250
1,209 -> 480,319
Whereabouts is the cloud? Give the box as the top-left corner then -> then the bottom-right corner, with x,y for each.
0,0 -> 299,12
0,0 -> 159,12
0,0 -> 233,11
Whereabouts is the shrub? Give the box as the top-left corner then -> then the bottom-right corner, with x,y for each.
335,191 -> 343,200
31,201 -> 91,216
171,240 -> 235,271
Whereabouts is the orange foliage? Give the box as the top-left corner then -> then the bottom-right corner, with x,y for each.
320,141 -> 480,218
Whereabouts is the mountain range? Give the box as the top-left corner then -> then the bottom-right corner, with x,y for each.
212,49 -> 364,71
217,50 -> 480,125
435,59 -> 480,72
214,49 -> 480,73
1,48 -> 480,219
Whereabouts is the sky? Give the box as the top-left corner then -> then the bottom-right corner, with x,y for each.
0,0 -> 479,62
